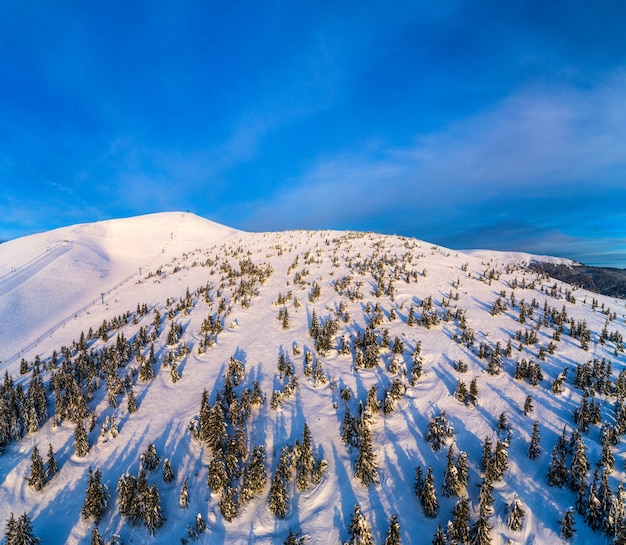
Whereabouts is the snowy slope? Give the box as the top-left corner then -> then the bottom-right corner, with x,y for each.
0,212 -> 239,368
1,214 -> 625,545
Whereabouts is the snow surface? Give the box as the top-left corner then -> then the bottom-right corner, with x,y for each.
1,213 -> 625,544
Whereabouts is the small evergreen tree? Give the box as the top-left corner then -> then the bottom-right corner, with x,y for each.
45,443 -> 58,481
269,448 -> 290,519
140,443 -> 160,471
179,476 -> 189,509
354,425 -> 378,486
219,485 -> 239,522
240,445 -> 268,503
523,395 -> 533,416
384,514 -> 401,545
506,496 -> 525,531
528,420 -> 541,459
470,513 -> 492,545
559,508 -> 576,539
144,483 -> 165,535
442,445 -> 461,498
284,528 -> 306,545
162,459 -> 175,483
170,360 -> 180,383
5,512 -> 40,545
547,444 -> 568,488
74,421 -> 90,457
345,504 -> 374,545
91,527 -> 104,545
27,446 -> 44,491
431,523 -> 446,545
450,497 -> 470,544
127,387 -> 137,413
421,467 -> 439,518
82,468 -> 109,524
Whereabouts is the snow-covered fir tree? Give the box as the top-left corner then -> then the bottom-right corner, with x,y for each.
144,483 -> 165,535
528,420 -> 541,459
284,528 -> 306,545
90,527 -> 104,545
345,504 -> 374,545
559,507 -> 576,539
421,467 -> 439,518
140,443 -> 160,471
383,514 -> 401,545
354,420 -> 378,485
179,476 -> 189,509
81,467 -> 109,524
74,420 -> 90,457
506,495 -> 526,531
268,446 -> 290,519
162,458 -> 175,483
45,443 -> 58,481
4,512 -> 40,545
27,446 -> 44,491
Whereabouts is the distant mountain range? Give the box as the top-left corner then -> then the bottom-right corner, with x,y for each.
528,261 -> 626,299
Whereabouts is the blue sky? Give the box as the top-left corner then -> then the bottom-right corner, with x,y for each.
1,1 -> 625,267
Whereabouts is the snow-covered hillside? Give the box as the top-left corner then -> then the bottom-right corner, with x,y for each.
1,213 -> 625,545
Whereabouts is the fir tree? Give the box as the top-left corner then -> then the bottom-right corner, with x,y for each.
415,465 -> 425,498
421,467 -> 439,518
144,483 -> 165,535
431,522 -> 446,545
478,478 -> 494,516
170,360 -> 180,383
219,485 -> 239,522
456,451 -> 469,492
480,437 -> 492,475
91,527 -> 104,545
240,445 -> 268,503
523,395 -> 533,416
450,497 -> 470,544
82,468 -> 109,524
5,512 -> 40,545
269,447 -> 290,519
528,420 -> 541,459
442,445 -> 461,498
569,433 -> 589,493
116,474 -> 137,518
27,446 -> 44,491
470,513 -> 492,545
559,508 -> 576,539
141,443 -> 160,471
354,424 -> 378,485
206,403 -> 227,453
162,459 -> 175,483
179,476 -> 189,509
345,504 -> 374,545
284,528 -> 306,545
74,421 -> 90,457
467,378 -> 478,407
139,354 -> 155,381
547,444 -> 568,488
127,387 -> 137,413
45,443 -> 58,481
506,496 -> 525,531
296,423 -> 314,491
207,454 -> 228,494
384,514 -> 401,545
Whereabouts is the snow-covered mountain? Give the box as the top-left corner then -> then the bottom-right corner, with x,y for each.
1,212 -> 625,545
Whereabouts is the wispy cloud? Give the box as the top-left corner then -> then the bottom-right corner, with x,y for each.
234,74 -> 626,265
